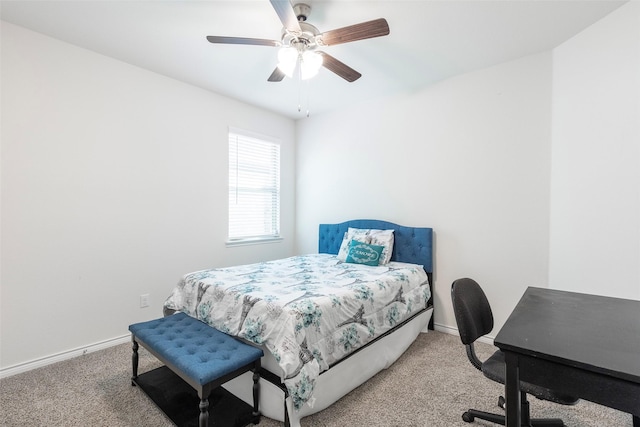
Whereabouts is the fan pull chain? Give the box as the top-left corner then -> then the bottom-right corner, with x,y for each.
297,62 -> 302,113
294,61 -> 312,117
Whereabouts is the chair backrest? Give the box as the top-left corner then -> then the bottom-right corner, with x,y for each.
451,278 -> 494,345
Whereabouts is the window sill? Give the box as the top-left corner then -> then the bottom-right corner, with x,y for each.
226,236 -> 283,247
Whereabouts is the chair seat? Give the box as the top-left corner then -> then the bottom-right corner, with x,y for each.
482,350 -> 579,406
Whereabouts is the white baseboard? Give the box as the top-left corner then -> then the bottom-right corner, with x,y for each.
433,322 -> 495,345
0,334 -> 131,379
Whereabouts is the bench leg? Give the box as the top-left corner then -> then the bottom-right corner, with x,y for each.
199,397 -> 209,427
131,338 -> 139,386
252,368 -> 260,422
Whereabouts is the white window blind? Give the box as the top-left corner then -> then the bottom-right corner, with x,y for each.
228,128 -> 281,242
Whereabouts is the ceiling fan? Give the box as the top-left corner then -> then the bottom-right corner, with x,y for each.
206,0 -> 390,83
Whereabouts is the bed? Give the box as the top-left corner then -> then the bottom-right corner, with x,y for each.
163,219 -> 434,427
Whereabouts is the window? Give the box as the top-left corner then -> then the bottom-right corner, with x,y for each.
228,128 -> 281,244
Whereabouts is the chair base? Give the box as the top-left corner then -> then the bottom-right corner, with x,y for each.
461,394 -> 565,427
462,410 -> 564,427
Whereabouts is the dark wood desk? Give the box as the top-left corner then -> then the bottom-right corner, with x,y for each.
494,287 -> 640,427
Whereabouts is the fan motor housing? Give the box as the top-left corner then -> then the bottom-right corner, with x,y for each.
293,3 -> 311,21
281,21 -> 319,49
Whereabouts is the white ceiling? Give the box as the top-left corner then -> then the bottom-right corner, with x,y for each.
0,0 -> 627,119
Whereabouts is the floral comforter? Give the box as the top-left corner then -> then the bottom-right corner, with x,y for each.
163,253 -> 430,410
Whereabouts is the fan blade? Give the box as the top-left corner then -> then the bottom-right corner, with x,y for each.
319,18 -> 390,46
268,67 -> 286,82
319,52 -> 361,82
269,0 -> 302,33
206,36 -> 279,47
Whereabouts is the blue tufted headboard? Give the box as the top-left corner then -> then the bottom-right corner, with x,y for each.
318,219 -> 433,273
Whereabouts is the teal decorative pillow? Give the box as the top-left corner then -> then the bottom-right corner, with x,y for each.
345,240 -> 385,266
337,231 -> 370,261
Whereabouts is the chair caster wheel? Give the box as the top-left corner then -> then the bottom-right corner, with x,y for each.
498,396 -> 506,409
462,412 -> 475,422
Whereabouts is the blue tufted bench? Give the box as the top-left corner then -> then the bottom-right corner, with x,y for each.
129,312 -> 263,427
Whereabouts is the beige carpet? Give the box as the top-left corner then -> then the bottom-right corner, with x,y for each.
0,331 -> 633,426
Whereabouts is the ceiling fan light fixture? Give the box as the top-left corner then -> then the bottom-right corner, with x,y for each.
277,46 -> 298,77
277,47 -> 323,80
300,51 -> 323,80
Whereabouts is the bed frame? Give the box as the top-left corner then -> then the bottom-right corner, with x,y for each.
223,219 -> 434,427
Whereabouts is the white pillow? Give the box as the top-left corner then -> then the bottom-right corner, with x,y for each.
367,229 -> 394,265
337,228 -> 394,265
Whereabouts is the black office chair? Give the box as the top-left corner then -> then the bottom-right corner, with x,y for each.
451,278 -> 578,426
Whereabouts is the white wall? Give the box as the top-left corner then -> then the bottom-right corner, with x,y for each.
0,22 -> 296,370
296,52 -> 553,335
549,1 -> 640,299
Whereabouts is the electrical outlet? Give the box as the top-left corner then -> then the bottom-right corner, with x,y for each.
140,294 -> 150,308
